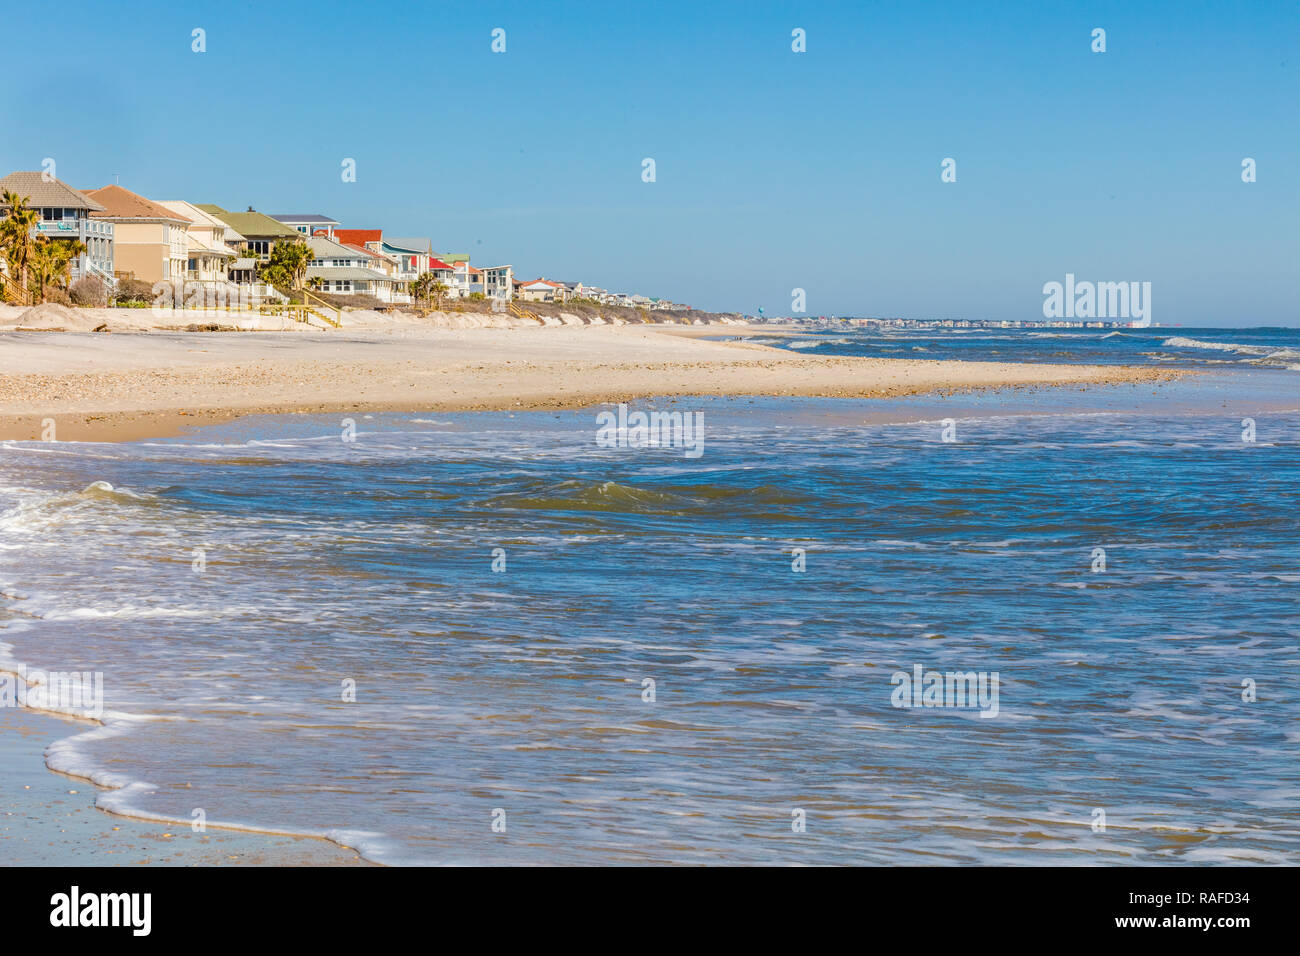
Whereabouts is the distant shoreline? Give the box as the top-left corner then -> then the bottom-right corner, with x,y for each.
0,322 -> 1188,442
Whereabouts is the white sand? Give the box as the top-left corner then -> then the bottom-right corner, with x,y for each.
0,322 -> 1184,442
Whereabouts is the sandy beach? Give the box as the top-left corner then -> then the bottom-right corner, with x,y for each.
0,318 -> 1184,442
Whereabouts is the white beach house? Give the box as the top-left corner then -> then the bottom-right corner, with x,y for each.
307,235 -> 406,302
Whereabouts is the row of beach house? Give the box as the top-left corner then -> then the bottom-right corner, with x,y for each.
0,170 -> 689,310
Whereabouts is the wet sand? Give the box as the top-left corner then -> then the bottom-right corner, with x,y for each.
0,707 -> 369,866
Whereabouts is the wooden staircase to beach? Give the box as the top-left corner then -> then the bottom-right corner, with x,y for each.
1,278 -> 35,307
507,302 -> 541,322
257,290 -> 343,329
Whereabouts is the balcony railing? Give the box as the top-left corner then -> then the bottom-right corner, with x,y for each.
36,218 -> 114,238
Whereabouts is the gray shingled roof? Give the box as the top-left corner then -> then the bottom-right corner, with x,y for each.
385,237 -> 433,253
307,236 -> 366,259
0,171 -> 106,211
270,214 -> 340,224
306,266 -> 394,282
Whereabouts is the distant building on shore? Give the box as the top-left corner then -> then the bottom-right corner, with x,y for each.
517,278 -> 569,303
0,168 -> 696,311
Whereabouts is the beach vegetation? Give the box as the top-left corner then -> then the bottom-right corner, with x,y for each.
311,291 -> 383,311
70,275 -> 109,307
112,277 -> 156,306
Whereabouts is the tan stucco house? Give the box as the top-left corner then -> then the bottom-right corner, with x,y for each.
83,185 -> 191,283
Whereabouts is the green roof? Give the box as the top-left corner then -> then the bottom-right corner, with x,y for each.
197,204 -> 300,239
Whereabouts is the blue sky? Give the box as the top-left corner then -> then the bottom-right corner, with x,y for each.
2,0 -> 1296,325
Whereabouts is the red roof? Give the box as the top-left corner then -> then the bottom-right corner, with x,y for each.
334,228 -> 383,246
428,257 -> 454,270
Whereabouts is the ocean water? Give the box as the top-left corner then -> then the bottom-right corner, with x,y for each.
2,330 -> 1299,865
747,324 -> 1300,372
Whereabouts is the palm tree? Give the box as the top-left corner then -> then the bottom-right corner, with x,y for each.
28,238 -> 84,301
28,241 -> 59,301
307,275 -> 323,292
432,281 -> 448,310
0,190 -> 41,297
259,239 -> 314,295
288,240 -> 312,292
409,273 -> 433,306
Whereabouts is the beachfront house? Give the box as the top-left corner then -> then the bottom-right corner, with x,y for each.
83,185 -> 191,284
339,242 -> 413,303
449,262 -> 513,301
577,285 -> 614,304
0,171 -> 115,285
332,228 -> 383,250
517,278 -> 569,303
384,237 -> 434,283
195,205 -> 297,302
427,257 -> 456,288
271,214 -> 339,240
156,200 -> 241,289
480,264 -> 514,302
306,235 -> 406,302
333,230 -> 432,286
450,261 -> 483,297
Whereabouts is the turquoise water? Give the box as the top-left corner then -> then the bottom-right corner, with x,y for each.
1,336 -> 1298,864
